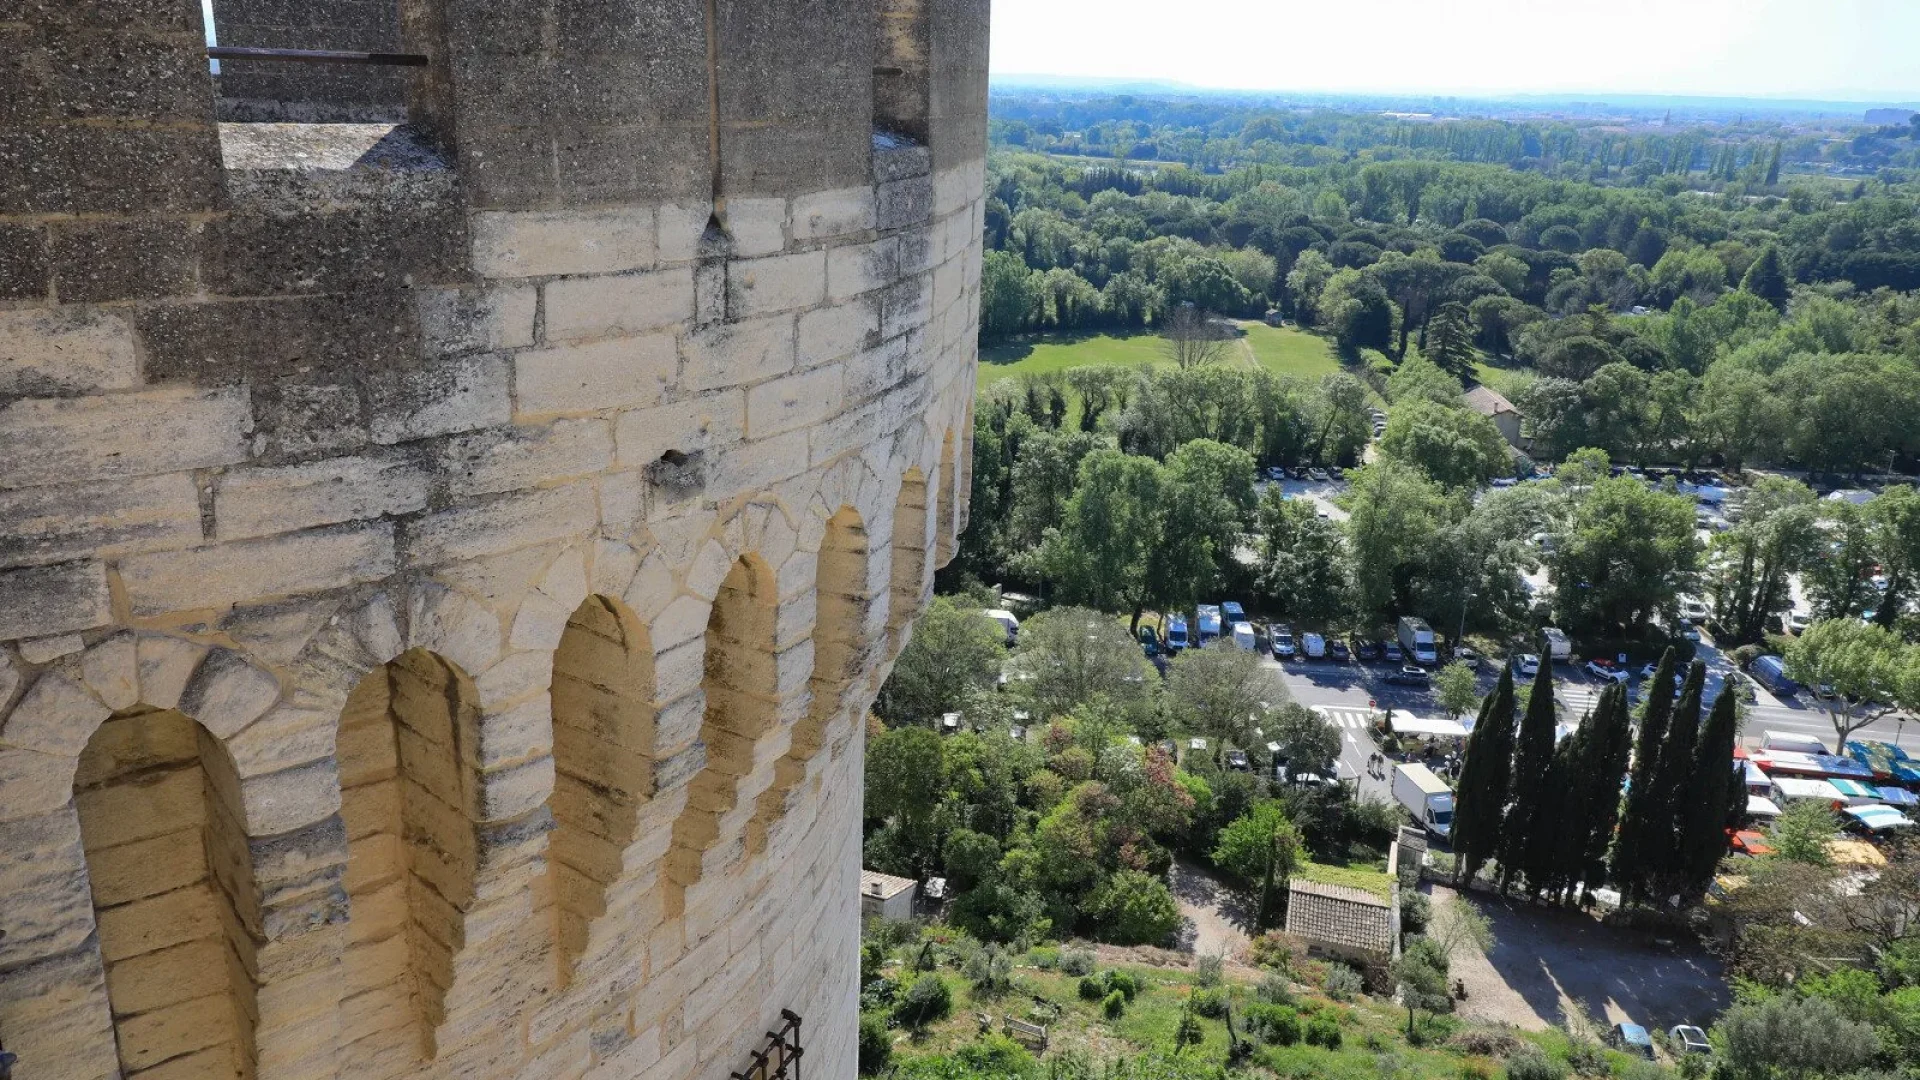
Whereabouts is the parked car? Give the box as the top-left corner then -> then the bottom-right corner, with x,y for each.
1308,467 -> 1329,482
1386,665 -> 1430,687
1680,597 -> 1710,623
1138,626 -> 1160,658
1787,612 -> 1811,634
1225,749 -> 1251,772
1454,645 -> 1480,670
1288,466 -> 1308,480
1609,1024 -> 1656,1060
1302,632 -> 1327,659
1669,1025 -> 1711,1056
1354,638 -> 1380,662
1585,658 -> 1630,684
1511,653 -> 1541,678
1271,624 -> 1297,659
1328,466 -> 1345,481
1382,639 -> 1405,663
1328,638 -> 1351,662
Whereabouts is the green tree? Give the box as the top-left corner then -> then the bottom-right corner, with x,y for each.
1379,399 -> 1514,489
1612,648 -> 1678,906
1740,245 -> 1791,311
1499,660 -> 1561,893
1265,703 -> 1341,777
1708,477 -> 1820,644
1549,476 -> 1699,636
1715,994 -> 1879,1080
1086,870 -> 1182,945
1783,619 -> 1917,749
1865,484 -> 1920,629
1385,354 -> 1465,407
1451,667 -> 1516,886
1006,428 -> 1108,556
875,597 -> 1008,724
1390,936 -> 1453,1038
1165,646 -> 1287,755
1433,661 -> 1480,719
1253,490 -> 1351,625
1679,686 -> 1742,896
1009,606 -> 1156,721
1342,459 -> 1449,616
1769,800 -> 1837,867
1424,301 -> 1478,377
1210,801 -> 1302,928
1285,249 -> 1336,325
1646,661 -> 1707,896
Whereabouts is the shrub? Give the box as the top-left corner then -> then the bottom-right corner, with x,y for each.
1060,944 -> 1098,977
1304,1013 -> 1342,1049
1400,889 -> 1432,937
1103,989 -> 1127,1019
1502,1049 -> 1567,1080
1079,975 -> 1106,1001
1562,1036 -> 1606,1077
859,976 -> 897,1013
1191,987 -> 1229,1019
1459,1062 -> 1493,1080
1323,964 -> 1362,1001
1248,930 -> 1304,974
1194,951 -> 1225,988
956,1034 -> 1035,1074
1104,969 -> 1139,1001
1175,1007 -> 1206,1051
857,1012 -> 893,1075
1087,870 -> 1182,946
1028,946 -> 1060,970
1256,971 -> 1293,1005
1245,1003 -> 1301,1045
963,943 -> 1014,998
893,973 -> 952,1030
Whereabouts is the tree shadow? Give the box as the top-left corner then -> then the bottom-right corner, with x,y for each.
1169,859 -> 1265,944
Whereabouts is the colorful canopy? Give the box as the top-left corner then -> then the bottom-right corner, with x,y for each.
1843,805 -> 1914,831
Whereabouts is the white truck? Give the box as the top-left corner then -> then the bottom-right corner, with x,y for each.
1397,617 -> 1438,665
1541,627 -> 1571,662
1393,763 -> 1455,841
1230,621 -> 1257,652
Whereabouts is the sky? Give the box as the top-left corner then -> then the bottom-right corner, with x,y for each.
990,0 -> 1920,102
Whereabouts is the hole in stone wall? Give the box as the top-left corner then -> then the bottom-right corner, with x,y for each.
336,649 -> 481,1066
547,595 -> 656,983
74,709 -> 258,1079
873,0 -> 931,143
659,450 -> 690,468
663,556 -> 780,916
746,507 -> 871,855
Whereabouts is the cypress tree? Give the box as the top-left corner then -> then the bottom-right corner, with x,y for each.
1573,685 -> 1633,904
1499,661 -> 1559,893
1612,649 -> 1677,904
1451,666 -> 1517,887
1678,688 -> 1741,897
1765,142 -> 1782,186
1740,246 -> 1791,311
1648,661 -> 1707,896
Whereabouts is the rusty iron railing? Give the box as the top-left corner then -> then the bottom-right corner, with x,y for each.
730,1010 -> 803,1080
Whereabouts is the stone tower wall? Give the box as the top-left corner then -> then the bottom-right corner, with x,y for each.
0,1 -> 989,1078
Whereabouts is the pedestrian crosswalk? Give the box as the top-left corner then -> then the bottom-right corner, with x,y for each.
1557,687 -> 1606,717
1312,705 -> 1378,730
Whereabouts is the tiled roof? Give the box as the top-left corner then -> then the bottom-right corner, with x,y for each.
861,870 -> 918,900
1285,878 -> 1393,955
1464,384 -> 1519,417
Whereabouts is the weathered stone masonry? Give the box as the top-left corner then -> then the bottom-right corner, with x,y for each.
0,1 -> 988,1077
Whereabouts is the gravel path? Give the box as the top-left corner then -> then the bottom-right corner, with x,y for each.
1168,859 -> 1259,961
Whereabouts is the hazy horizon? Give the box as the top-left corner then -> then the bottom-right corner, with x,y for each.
990,0 -> 1920,105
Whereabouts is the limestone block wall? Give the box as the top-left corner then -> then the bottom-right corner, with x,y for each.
0,1 -> 989,1078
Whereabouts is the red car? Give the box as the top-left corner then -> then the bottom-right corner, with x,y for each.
1728,829 -> 1774,857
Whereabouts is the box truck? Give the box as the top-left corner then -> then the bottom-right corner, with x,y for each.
1393,763 -> 1455,840
1397,617 -> 1438,665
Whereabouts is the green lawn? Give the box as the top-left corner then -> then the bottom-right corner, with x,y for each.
977,324 -> 1345,392
1294,860 -> 1395,901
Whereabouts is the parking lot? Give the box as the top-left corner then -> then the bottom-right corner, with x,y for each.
1432,884 -> 1730,1034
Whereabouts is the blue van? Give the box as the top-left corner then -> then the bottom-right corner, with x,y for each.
1749,654 -> 1799,696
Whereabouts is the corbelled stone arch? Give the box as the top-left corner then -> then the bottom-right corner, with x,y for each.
887,466 -> 933,653
72,707 -> 262,1080
745,506 -> 874,856
662,554 -> 780,918
935,427 -> 958,564
335,648 -> 484,1069
545,593 -> 656,984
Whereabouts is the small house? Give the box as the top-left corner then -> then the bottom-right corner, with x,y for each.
1284,879 -> 1394,966
860,870 -> 919,922
1464,384 -> 1526,450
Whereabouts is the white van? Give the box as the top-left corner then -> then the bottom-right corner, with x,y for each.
1303,632 -> 1327,659
983,609 -> 1020,645
1761,730 -> 1829,756
1230,621 -> 1257,652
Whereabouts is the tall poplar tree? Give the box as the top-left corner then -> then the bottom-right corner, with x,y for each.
1451,666 -> 1516,886
1499,661 -> 1559,893
1679,688 -> 1742,897
1612,649 -> 1677,904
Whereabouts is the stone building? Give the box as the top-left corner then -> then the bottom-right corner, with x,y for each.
0,1 -> 988,1078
